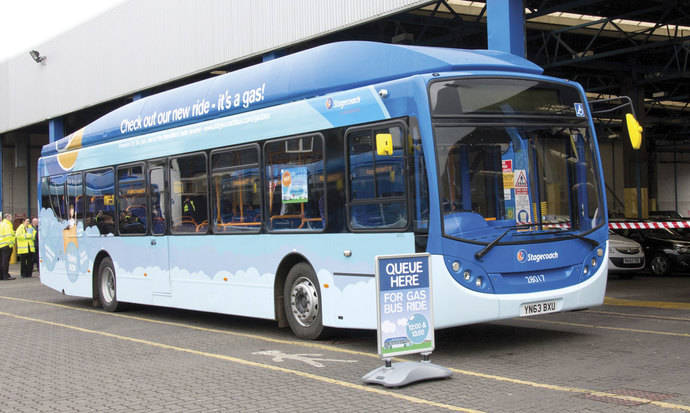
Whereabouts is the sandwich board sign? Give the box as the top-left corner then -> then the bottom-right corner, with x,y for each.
376,253 -> 434,357
362,253 -> 451,387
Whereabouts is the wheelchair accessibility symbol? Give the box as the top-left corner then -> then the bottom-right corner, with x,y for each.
574,103 -> 585,117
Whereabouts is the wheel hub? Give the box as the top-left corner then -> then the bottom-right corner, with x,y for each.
290,276 -> 319,327
101,267 -> 115,304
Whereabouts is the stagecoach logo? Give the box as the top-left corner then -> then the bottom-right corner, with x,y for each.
517,249 -> 559,263
325,96 -> 361,110
516,249 -> 527,263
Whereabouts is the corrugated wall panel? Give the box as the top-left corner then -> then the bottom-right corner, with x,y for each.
0,0 -> 429,134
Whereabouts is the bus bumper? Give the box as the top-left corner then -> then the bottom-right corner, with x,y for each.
431,244 -> 608,329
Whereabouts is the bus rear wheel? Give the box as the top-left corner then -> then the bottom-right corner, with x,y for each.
284,263 -> 324,340
98,257 -> 119,312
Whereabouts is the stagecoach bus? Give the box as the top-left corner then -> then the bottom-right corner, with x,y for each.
38,41 -> 612,339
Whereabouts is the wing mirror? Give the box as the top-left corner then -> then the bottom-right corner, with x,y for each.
625,113 -> 643,150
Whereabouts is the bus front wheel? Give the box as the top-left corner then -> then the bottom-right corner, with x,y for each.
284,263 -> 324,339
98,257 -> 119,312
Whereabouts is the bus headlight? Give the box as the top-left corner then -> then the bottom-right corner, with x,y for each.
475,276 -> 482,287
463,270 -> 471,281
597,248 -> 604,257
591,258 -> 597,267
452,261 -> 460,272
583,266 -> 589,275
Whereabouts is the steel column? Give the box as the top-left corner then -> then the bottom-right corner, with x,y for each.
487,0 -> 525,57
49,118 -> 64,143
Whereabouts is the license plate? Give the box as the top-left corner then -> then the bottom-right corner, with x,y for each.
520,299 -> 559,317
623,257 -> 641,264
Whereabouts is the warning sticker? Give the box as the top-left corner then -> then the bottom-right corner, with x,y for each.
514,169 -> 531,224
514,170 -> 528,188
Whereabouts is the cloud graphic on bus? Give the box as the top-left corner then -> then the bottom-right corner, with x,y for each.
397,317 -> 408,327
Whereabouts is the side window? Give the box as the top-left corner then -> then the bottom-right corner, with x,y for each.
40,177 -> 53,216
265,135 -> 325,231
66,173 -> 84,229
211,145 -> 262,233
117,164 -> 147,235
48,175 -> 66,220
148,160 -> 168,235
85,169 -> 116,235
170,153 -> 208,233
347,123 -> 408,230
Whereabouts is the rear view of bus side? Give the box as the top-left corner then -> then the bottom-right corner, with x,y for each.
37,41 -> 608,339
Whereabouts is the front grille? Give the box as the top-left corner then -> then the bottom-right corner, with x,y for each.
615,247 -> 640,255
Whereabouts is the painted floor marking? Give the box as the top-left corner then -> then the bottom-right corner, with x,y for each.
605,296 -> 690,310
585,309 -> 690,322
518,317 -> 690,338
252,350 -> 358,368
2,295 -> 690,411
0,310 -> 480,413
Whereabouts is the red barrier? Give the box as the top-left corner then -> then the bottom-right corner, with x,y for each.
537,221 -> 690,230
609,221 -> 690,229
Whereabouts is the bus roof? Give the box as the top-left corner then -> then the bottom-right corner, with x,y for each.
43,41 -> 543,157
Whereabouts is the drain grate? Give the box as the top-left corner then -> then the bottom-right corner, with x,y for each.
580,388 -> 678,406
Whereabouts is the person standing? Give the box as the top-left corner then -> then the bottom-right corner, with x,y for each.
0,213 -> 15,280
31,217 -> 39,273
15,218 -> 35,278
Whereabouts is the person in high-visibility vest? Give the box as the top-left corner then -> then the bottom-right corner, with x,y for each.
15,218 -> 35,278
183,197 -> 196,215
0,213 -> 15,280
31,217 -> 39,273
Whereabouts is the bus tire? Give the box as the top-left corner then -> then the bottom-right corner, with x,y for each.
284,263 -> 324,340
98,257 -> 119,312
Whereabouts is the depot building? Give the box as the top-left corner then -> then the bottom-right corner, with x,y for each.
1,0 -> 688,222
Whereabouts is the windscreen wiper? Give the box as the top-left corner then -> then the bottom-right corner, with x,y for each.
474,224 -> 536,260
520,228 -> 600,247
561,231 -> 599,247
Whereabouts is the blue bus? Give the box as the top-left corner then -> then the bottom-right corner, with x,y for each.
38,41 -> 613,339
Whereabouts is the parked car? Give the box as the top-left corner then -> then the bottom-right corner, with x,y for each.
612,225 -> 690,276
608,231 -> 645,277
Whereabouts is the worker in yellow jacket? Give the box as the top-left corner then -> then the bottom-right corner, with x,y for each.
0,213 -> 15,280
16,218 -> 35,278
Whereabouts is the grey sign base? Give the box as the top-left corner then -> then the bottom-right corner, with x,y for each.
362,361 -> 452,388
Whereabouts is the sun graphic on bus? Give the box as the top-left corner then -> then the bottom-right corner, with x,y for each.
517,249 -> 527,263
281,170 -> 292,187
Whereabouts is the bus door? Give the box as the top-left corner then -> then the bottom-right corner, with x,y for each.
65,173 -> 86,282
148,160 -> 171,297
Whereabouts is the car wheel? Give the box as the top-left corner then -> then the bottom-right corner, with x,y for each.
284,262 -> 324,340
98,257 -> 119,312
649,254 -> 670,276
